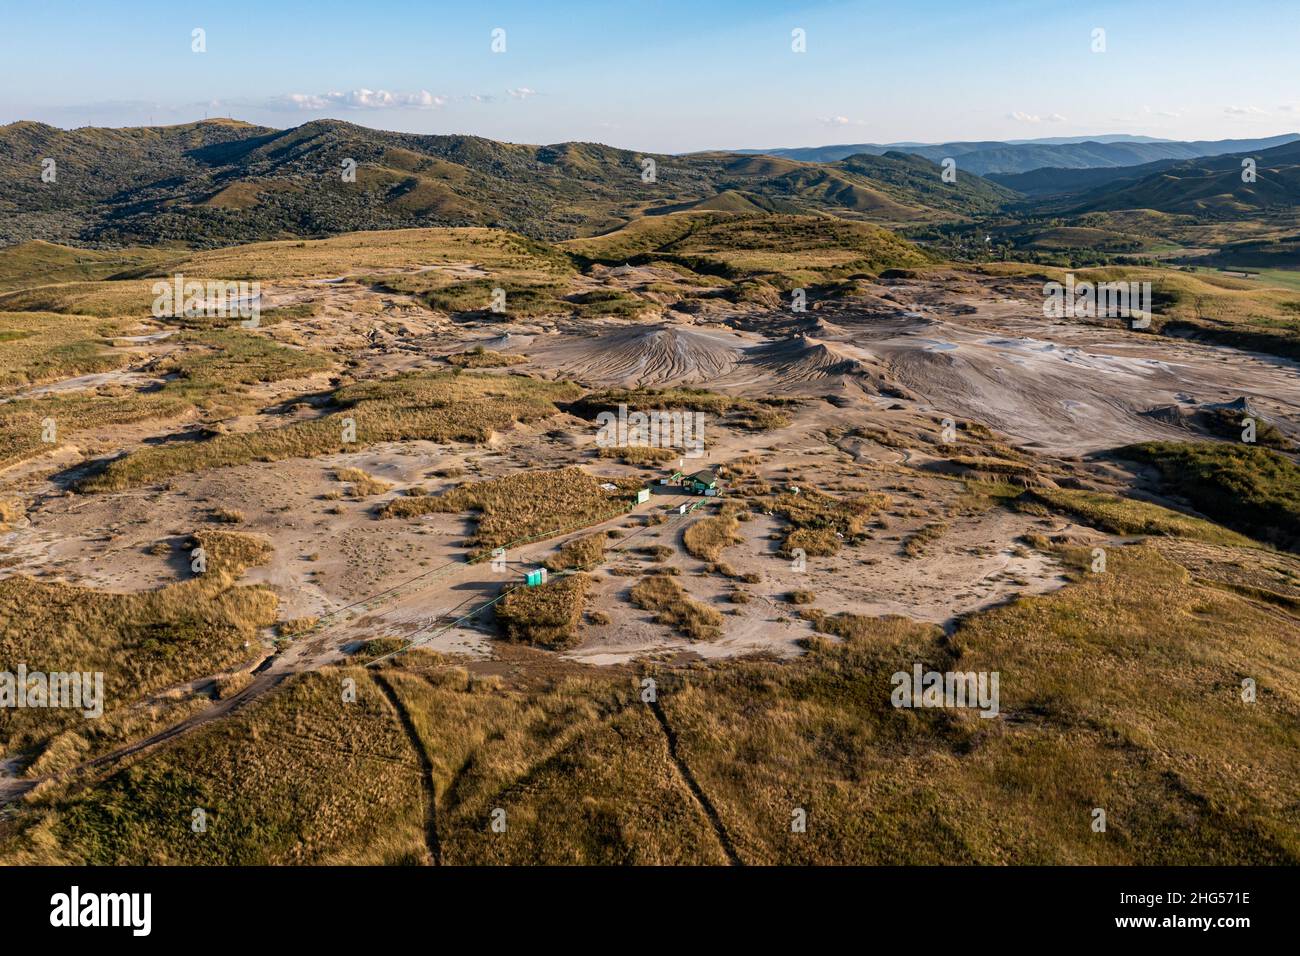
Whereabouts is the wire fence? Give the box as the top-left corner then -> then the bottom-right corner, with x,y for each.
287,481 -> 711,658
361,490 -> 706,666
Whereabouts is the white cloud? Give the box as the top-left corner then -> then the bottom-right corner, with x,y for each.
269,93 -> 328,111
507,87 -> 538,100
818,115 -> 868,128
1225,104 -> 1267,116
397,90 -> 447,109
266,89 -> 447,112
1008,111 -> 1066,124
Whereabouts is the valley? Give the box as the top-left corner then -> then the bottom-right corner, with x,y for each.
1,206 -> 1298,863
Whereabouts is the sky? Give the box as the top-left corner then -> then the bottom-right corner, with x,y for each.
2,0 -> 1298,153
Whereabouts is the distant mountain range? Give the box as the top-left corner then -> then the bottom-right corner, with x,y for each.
1,120 -> 1297,249
982,138 -> 1300,218
1066,138 -> 1300,215
734,134 -> 1300,176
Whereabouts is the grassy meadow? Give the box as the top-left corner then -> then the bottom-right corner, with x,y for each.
5,535 -> 1297,864
77,372 -> 579,492
0,530 -> 277,776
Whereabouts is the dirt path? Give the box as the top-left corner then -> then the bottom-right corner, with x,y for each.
373,673 -> 442,865
0,668 -> 289,804
648,696 -> 741,865
0,491 -> 682,804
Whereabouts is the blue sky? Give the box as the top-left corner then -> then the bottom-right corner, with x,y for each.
2,0 -> 1297,151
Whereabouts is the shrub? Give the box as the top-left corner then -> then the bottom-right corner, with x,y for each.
335,467 -> 393,497
630,574 -> 722,640
545,533 -> 607,572
1120,442 -> 1300,549
495,574 -> 590,649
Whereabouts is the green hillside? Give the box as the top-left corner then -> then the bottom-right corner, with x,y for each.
1,119 -> 1017,248
1072,140 -> 1300,216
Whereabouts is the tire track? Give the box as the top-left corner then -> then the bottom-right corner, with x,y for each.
373,674 -> 443,866
0,671 -> 289,804
647,696 -> 742,866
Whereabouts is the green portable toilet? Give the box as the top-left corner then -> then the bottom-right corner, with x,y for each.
524,568 -> 548,587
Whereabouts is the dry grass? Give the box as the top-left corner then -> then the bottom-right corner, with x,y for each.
1033,487 -> 1256,547
190,529 -> 273,574
0,311 -> 135,392
0,391 -> 191,470
544,533 -> 607,572
6,539 -> 1298,864
0,529 -> 276,775
495,574 -> 591,649
0,669 -> 426,864
596,445 -> 677,464
0,498 -> 23,530
0,324 -> 333,470
278,616 -> 319,638
78,371 -> 579,492
362,667 -> 731,864
976,261 -> 1300,360
446,347 -> 526,368
732,407 -> 792,431
605,386 -> 754,415
770,488 -> 889,556
0,242 -> 174,294
213,671 -> 252,699
0,278 -> 160,319
902,520 -> 950,558
334,467 -> 393,497
657,544 -> 1300,863
382,467 -> 628,556
155,329 -> 331,396
683,503 -> 746,563
630,574 -> 723,641
1120,441 -> 1300,550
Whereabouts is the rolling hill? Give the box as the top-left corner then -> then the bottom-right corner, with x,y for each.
1068,139 -> 1300,216
0,119 -> 1016,249
987,159 -> 1187,197
741,134 -> 1300,175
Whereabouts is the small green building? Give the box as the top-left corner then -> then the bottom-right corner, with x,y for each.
684,469 -> 718,494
